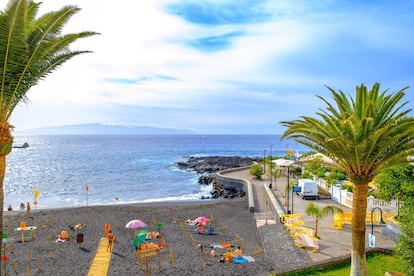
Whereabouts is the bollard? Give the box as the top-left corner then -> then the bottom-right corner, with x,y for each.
13,261 -> 16,273
49,250 -> 53,258
25,265 -> 30,276
37,258 -> 41,271
169,249 -> 174,268
29,250 -> 32,260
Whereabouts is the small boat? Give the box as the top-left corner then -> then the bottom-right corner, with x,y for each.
13,142 -> 29,148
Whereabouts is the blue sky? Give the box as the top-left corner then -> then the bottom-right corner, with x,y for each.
6,0 -> 414,134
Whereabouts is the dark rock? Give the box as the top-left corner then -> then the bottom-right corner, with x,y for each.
176,156 -> 261,174
176,155 -> 260,200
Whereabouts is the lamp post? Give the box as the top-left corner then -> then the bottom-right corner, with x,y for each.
269,145 -> 272,189
369,207 -> 386,248
286,166 -> 291,214
370,207 -> 386,235
263,149 -> 266,174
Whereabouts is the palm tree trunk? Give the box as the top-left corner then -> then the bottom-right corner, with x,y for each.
0,154 -> 6,275
314,216 -> 319,238
350,183 -> 368,276
0,130 -> 13,276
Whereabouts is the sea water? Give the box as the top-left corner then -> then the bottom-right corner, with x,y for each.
5,135 -> 307,210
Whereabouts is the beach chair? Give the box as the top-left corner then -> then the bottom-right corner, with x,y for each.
294,233 -> 319,253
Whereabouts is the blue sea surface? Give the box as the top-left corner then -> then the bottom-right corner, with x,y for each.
5,135 -> 307,210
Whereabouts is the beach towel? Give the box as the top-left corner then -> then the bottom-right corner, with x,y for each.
233,256 -> 255,263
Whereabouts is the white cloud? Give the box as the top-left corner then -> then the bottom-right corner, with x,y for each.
5,0 -> 414,134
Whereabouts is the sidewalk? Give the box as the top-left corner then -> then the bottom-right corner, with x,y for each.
223,168 -> 396,272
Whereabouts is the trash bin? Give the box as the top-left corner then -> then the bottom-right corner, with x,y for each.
286,210 -> 292,214
76,233 -> 84,244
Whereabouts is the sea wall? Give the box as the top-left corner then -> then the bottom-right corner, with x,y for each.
215,166 -> 255,212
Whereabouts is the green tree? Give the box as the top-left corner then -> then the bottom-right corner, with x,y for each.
375,164 -> 414,214
0,0 -> 97,265
280,83 -> 414,276
271,167 -> 281,190
305,202 -> 343,238
249,164 -> 264,179
395,200 -> 414,275
284,180 -> 295,206
375,163 -> 414,276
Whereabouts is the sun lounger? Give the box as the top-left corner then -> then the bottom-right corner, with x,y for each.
294,233 -> 319,253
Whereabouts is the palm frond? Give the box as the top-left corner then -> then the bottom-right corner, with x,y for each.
0,0 -> 99,119
280,83 -> 414,184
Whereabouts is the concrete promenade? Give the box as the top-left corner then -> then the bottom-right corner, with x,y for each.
221,167 -> 397,274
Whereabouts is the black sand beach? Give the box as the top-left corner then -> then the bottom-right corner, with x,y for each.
3,198 -> 277,276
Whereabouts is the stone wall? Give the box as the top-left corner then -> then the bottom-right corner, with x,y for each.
215,167 -> 255,212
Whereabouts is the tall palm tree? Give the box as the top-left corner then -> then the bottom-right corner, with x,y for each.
305,202 -> 343,238
280,83 -> 414,276
0,0 -> 97,263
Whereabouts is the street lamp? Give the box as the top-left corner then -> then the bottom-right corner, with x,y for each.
286,166 -> 291,214
269,145 -> 272,189
370,207 -> 386,235
369,207 -> 386,248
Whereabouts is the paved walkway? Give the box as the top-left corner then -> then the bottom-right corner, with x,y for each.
223,168 -> 396,274
88,237 -> 113,276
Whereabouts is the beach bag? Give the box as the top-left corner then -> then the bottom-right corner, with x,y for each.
76,233 -> 84,244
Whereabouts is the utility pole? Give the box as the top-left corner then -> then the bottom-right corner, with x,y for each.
269,145 -> 272,189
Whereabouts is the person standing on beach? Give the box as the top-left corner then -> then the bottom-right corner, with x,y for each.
26,202 -> 31,216
107,231 -> 114,252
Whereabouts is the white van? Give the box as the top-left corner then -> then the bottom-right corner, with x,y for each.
297,178 -> 319,200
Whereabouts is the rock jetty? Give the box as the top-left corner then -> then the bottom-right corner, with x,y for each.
176,156 -> 261,199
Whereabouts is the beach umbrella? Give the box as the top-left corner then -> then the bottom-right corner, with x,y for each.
194,216 -> 209,224
133,230 -> 147,248
125,219 -> 147,229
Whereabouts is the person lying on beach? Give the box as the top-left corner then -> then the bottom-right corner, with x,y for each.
56,228 -> 69,242
69,223 -> 82,231
184,218 -> 195,225
208,242 -> 234,249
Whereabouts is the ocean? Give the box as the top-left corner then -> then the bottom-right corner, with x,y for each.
5,135 -> 307,210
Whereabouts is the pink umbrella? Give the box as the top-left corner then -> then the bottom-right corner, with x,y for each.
125,219 -> 147,229
194,216 -> 209,224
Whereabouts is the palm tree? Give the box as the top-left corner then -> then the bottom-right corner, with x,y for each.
305,202 -> 343,238
284,180 -> 295,207
280,83 -> 414,276
271,167 -> 281,191
0,0 -> 97,263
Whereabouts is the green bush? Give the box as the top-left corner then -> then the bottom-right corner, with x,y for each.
249,164 -> 264,179
301,171 -> 312,179
341,184 -> 353,193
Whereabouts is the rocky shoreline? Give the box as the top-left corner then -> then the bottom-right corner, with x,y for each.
176,156 -> 261,199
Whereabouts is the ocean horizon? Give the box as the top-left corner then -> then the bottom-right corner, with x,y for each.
5,134 -> 307,210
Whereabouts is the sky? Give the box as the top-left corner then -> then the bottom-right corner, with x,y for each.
4,0 -> 414,134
